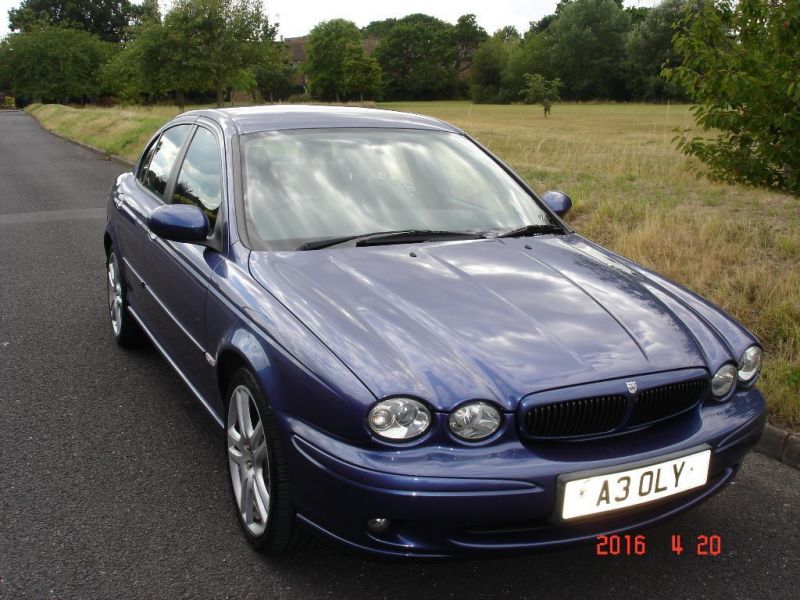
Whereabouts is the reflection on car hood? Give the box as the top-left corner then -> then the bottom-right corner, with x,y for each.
249,234 -> 730,411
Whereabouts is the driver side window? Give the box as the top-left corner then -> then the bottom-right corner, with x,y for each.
139,125 -> 191,199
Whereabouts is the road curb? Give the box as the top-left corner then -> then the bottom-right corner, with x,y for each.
50,129 -> 135,167
755,424 -> 800,470
25,111 -> 135,167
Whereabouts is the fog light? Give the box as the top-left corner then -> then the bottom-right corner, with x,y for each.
367,518 -> 390,533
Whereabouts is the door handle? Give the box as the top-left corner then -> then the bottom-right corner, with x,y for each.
148,231 -> 157,241
113,197 -> 123,209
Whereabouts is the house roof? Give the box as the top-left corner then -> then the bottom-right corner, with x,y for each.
283,36 -> 307,62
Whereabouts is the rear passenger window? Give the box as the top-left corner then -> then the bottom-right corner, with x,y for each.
171,127 -> 222,227
138,139 -> 159,178
140,125 -> 191,199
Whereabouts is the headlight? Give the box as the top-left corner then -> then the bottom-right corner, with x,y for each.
448,401 -> 501,441
368,398 -> 431,440
737,345 -> 763,384
711,364 -> 737,399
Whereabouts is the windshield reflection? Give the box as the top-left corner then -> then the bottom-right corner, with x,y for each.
241,128 -> 555,251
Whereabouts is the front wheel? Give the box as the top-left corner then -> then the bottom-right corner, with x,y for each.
225,368 -> 308,554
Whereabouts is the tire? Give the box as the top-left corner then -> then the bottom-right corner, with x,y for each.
106,248 -> 141,347
225,368 -> 309,554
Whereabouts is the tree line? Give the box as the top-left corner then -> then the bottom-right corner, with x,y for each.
0,0 -> 295,108
301,0 -> 689,104
0,0 -> 689,107
1,0 -> 797,195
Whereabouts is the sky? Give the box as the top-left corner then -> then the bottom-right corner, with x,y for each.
0,0 -> 659,40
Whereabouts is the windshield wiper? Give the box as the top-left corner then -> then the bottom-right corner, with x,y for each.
494,224 -> 565,239
299,229 -> 486,251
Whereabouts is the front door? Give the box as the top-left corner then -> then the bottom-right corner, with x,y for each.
139,125 -> 225,400
119,124 -> 192,323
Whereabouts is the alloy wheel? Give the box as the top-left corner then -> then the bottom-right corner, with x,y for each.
107,254 -> 123,336
227,385 -> 271,536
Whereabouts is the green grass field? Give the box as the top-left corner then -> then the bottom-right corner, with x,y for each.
26,101 -> 800,430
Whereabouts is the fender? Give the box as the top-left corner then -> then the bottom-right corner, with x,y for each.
207,256 -> 376,441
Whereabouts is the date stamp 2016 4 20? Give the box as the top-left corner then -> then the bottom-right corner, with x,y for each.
595,534 -> 723,557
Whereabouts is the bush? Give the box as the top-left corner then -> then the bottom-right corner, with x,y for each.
470,84 -> 514,104
286,92 -> 313,103
0,27 -> 113,104
666,0 -> 800,195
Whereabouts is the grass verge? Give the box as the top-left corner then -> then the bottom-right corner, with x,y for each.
26,103 -> 177,163
26,101 -> 800,430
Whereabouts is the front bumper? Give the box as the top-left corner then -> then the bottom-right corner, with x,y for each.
277,387 -> 766,558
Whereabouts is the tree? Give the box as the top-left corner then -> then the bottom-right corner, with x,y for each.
528,14 -> 556,35
100,40 -> 149,104
522,73 -> 563,116
166,0 -> 269,107
556,0 -> 576,13
94,0 -> 271,109
131,0 -> 161,26
303,19 -> 362,101
139,18 -> 207,109
0,40 -> 11,92
665,0 -> 800,195
547,0 -> 630,99
494,26 -> 521,42
373,14 -> 458,100
0,26 -> 112,103
255,41 -> 296,102
8,0 -> 137,43
453,14 -> 488,73
505,30 -> 554,99
470,37 -> 513,103
342,46 -> 381,102
98,0 -> 164,104
624,5 -> 651,27
361,18 -> 397,39
625,0 -> 687,100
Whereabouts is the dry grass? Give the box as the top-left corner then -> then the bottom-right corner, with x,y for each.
27,101 -> 800,429
27,103 -> 182,162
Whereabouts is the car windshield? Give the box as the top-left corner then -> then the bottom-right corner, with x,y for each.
240,128 -> 559,251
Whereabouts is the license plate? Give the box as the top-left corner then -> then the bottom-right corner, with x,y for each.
560,449 -> 711,520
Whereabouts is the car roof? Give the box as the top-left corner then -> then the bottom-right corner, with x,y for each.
182,105 -> 462,135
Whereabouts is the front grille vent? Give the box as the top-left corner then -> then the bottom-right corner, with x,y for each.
524,395 -> 627,438
629,379 -> 708,426
522,377 -> 709,440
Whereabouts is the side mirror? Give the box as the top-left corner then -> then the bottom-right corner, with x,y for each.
541,191 -> 572,218
148,204 -> 209,243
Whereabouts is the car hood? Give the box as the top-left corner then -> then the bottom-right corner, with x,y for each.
249,234 -> 727,411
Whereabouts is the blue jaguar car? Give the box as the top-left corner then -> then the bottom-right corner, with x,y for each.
104,105 -> 766,558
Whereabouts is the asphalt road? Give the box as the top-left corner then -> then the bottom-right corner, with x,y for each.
0,110 -> 798,600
